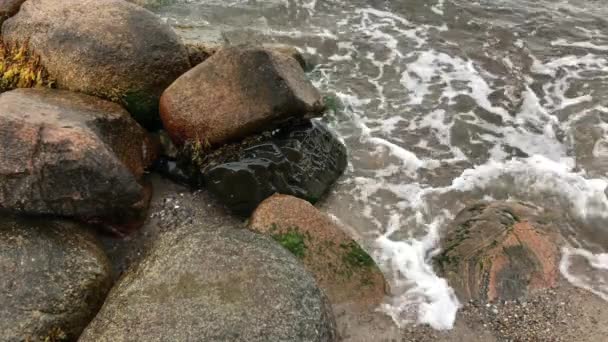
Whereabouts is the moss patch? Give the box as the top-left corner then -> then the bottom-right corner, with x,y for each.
271,226 -> 308,259
341,241 -> 375,268
0,39 -> 54,92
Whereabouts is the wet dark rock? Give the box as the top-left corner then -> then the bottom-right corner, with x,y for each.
0,215 -> 112,342
435,201 -> 565,302
160,45 -> 324,147
2,0 -> 191,128
0,88 -> 155,233
79,225 -> 337,342
200,120 -> 347,216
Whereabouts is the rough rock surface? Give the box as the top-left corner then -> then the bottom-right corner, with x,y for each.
250,194 -> 388,309
0,88 -> 155,231
0,215 -> 112,342
160,45 -> 324,147
185,42 -> 307,69
435,201 -> 565,302
0,0 -> 24,25
201,120 -> 347,216
2,0 -> 191,128
80,226 -> 338,342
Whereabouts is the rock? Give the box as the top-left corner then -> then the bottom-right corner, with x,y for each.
264,43 -> 307,70
200,120 -> 347,216
0,0 -> 24,25
0,215 -> 112,341
160,45 -> 324,147
2,0 -> 191,129
79,226 -> 338,341
435,201 -> 564,302
185,42 -> 307,69
185,42 -> 220,66
250,194 -> 388,310
0,88 -> 155,232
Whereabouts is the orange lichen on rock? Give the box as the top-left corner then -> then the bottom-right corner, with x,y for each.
0,38 -> 54,92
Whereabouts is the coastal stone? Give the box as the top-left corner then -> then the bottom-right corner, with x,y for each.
79,226 -> 338,342
2,0 -> 191,128
199,120 -> 347,216
0,88 -> 155,232
185,42 -> 307,69
0,0 -> 24,25
435,201 -> 564,302
0,215 -> 112,342
185,42 -> 220,66
250,194 -> 388,309
160,45 -> 324,147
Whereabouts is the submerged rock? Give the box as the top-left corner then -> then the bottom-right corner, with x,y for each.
250,194 -> 388,310
0,88 -> 155,232
2,0 -> 191,128
435,201 -> 564,302
79,226 -> 337,342
160,45 -> 324,147
0,215 -> 111,341
200,120 -> 347,216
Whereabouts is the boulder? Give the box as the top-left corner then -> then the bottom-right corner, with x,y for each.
79,226 -> 338,341
435,201 -> 564,302
2,0 -> 191,128
0,215 -> 112,341
250,194 -> 388,310
199,120 -> 347,216
160,45 -> 324,147
0,88 -> 155,232
185,42 -> 307,69
0,0 -> 24,25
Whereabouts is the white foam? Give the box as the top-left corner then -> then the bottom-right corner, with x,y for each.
560,247 -> 608,301
551,38 -> 608,51
376,220 -> 460,330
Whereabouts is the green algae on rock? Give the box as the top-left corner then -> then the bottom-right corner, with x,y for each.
250,194 -> 388,310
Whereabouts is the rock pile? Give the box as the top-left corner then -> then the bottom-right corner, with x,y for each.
0,0 -> 347,340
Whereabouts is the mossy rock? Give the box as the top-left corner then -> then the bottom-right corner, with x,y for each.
250,194 -> 389,310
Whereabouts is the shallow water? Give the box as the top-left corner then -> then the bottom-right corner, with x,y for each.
152,0 -> 608,330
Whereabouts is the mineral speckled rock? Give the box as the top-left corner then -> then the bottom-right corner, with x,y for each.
2,0 -> 191,128
435,201 -> 565,302
79,226 -> 338,342
0,215 -> 112,342
250,194 -> 388,310
0,88 -> 155,231
0,0 -> 24,25
201,120 -> 347,216
160,45 -> 324,147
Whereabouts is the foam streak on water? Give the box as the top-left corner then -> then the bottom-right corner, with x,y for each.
154,0 -> 608,330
